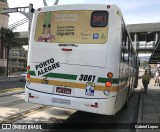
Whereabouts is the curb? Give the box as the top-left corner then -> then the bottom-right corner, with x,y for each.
0,90 -> 24,97
136,88 -> 143,132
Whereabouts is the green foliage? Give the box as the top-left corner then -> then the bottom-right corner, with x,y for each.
0,27 -> 21,48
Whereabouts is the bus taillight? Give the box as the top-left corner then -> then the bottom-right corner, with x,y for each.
27,73 -> 30,78
105,81 -> 112,87
26,65 -> 31,79
107,72 -> 113,78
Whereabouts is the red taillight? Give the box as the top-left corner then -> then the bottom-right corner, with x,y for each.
27,73 -> 30,78
105,81 -> 112,87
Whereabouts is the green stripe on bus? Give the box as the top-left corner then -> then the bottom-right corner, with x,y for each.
29,71 -> 36,76
97,77 -> 129,84
97,77 -> 119,83
43,73 -> 77,80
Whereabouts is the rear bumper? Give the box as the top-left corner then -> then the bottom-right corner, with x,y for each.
25,87 -> 116,115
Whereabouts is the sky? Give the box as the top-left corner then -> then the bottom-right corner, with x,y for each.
7,0 -> 160,31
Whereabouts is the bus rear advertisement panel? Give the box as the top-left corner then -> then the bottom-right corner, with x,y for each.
35,10 -> 108,44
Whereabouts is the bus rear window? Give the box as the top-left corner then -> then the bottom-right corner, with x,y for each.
34,10 -> 108,44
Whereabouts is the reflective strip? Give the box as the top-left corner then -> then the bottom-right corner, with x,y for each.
29,78 -> 120,92
29,70 -> 129,84
43,73 -> 77,80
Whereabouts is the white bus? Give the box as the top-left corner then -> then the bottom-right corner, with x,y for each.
25,4 -> 139,115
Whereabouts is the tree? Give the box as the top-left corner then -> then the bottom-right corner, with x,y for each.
0,27 -> 21,76
0,27 -> 20,48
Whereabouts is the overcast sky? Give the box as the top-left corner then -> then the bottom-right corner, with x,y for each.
7,0 -> 160,31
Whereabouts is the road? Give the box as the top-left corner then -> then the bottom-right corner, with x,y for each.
0,83 -> 142,132
0,77 -> 25,89
56,87 -> 141,132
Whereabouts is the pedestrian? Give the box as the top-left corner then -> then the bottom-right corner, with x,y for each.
154,70 -> 159,86
142,70 -> 150,93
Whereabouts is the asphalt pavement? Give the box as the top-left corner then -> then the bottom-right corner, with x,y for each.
0,77 -> 25,89
137,78 -> 160,132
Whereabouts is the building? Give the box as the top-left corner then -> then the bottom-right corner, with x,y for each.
0,0 -> 8,28
9,47 -> 27,72
128,23 -> 160,54
0,0 -> 9,76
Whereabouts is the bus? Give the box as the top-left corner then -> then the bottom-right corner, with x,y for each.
25,4 -> 139,115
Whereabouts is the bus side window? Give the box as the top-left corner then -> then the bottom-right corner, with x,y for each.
122,23 -> 127,47
121,47 -> 129,63
124,51 -> 129,63
121,21 -> 129,63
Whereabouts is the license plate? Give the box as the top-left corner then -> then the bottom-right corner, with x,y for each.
56,87 -> 71,94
